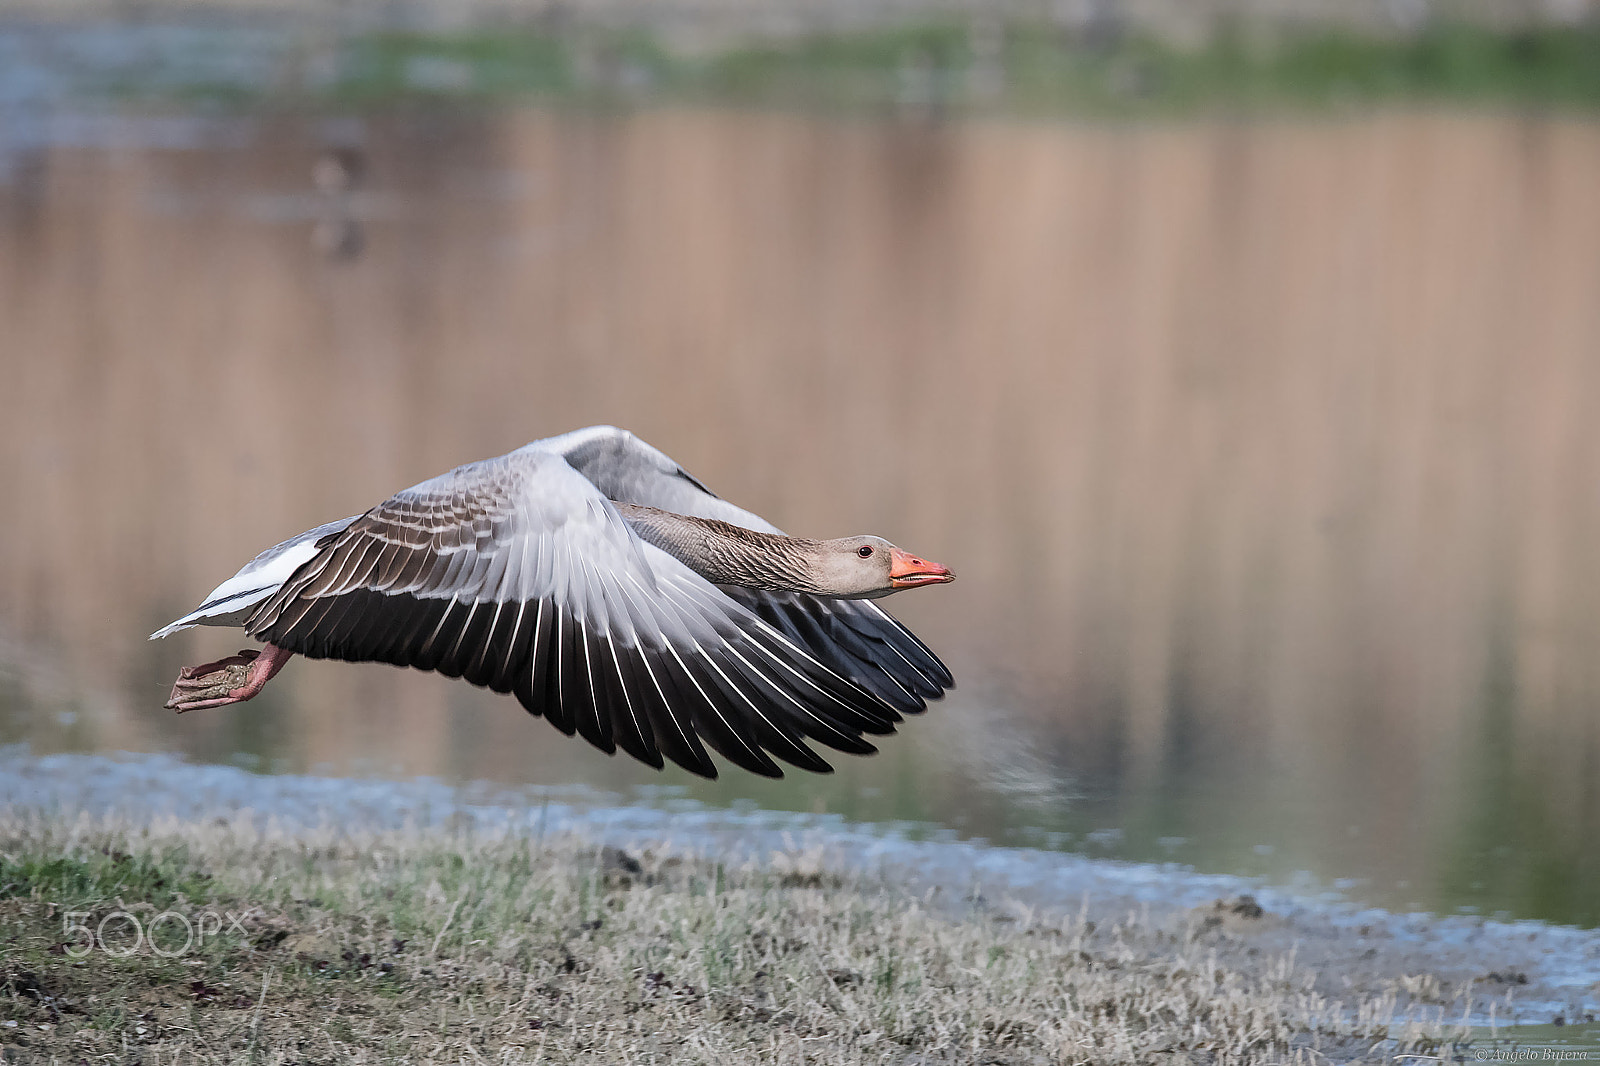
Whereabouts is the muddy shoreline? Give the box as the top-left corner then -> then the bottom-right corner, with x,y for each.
3,747 -> 1596,1043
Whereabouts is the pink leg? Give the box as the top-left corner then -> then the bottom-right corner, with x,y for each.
166,643 -> 295,713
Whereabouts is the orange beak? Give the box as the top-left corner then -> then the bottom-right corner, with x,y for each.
888,548 -> 955,590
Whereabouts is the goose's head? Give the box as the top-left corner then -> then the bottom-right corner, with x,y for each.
808,536 -> 955,599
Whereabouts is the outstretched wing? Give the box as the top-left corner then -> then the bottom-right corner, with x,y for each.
547,425 -> 955,714
243,447 -> 902,778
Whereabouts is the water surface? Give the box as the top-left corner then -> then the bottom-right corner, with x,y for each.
2,103 -> 1598,926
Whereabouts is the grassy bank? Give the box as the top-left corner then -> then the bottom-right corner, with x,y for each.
0,809 -> 1472,1056
0,812 -> 1461,1064
24,16 -> 1600,115
457,20 -> 1600,114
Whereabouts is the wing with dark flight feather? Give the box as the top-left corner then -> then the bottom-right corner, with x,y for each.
243,446 -> 903,778
546,426 -> 956,714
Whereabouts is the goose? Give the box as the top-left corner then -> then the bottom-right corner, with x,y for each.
151,426 -> 955,778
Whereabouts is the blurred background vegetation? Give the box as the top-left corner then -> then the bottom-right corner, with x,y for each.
6,0 -> 1600,113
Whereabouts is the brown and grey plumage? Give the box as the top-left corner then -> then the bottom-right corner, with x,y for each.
151,426 -> 956,779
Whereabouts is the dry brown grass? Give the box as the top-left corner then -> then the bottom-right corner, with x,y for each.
0,811 -> 1464,1064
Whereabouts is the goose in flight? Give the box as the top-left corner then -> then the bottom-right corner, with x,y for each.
151,426 -> 955,778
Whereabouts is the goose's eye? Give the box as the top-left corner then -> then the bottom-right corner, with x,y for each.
857,545 -> 874,558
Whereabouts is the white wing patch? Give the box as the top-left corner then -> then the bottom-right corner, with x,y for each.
149,517 -> 359,639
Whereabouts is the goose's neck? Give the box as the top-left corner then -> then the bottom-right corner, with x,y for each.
615,504 -> 827,595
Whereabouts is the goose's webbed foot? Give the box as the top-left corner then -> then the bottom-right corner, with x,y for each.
166,644 -> 293,712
